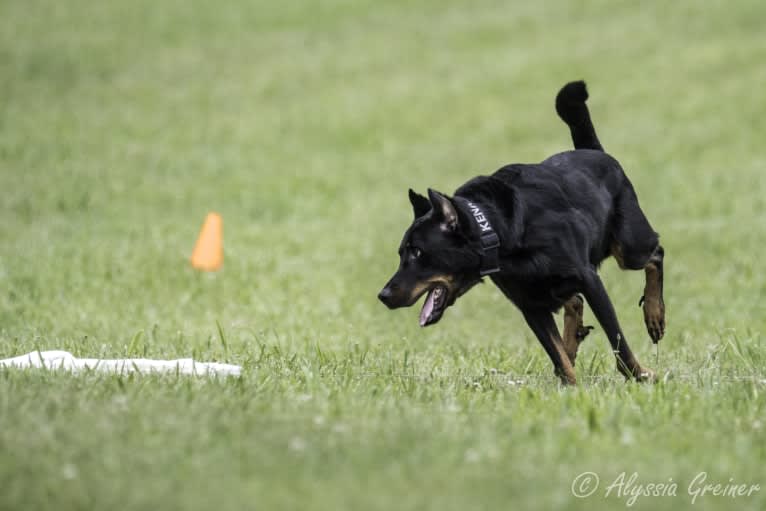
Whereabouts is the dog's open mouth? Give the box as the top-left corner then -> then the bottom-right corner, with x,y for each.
419,286 -> 448,327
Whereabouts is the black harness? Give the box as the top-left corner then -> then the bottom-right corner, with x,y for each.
455,198 -> 501,276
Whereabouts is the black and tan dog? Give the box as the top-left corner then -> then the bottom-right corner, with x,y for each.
378,81 -> 665,384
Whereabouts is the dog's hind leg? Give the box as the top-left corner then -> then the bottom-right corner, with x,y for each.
521,308 -> 578,385
581,269 -> 655,382
611,240 -> 665,343
609,184 -> 665,343
561,295 -> 593,366
640,246 -> 665,342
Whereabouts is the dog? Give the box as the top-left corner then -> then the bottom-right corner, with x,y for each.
378,81 -> 665,384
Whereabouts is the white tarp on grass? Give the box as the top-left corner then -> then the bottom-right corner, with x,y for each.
0,350 -> 241,377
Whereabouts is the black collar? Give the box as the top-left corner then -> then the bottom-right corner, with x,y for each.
455,197 -> 501,276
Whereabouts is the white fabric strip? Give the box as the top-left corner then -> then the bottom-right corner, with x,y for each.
0,351 -> 241,377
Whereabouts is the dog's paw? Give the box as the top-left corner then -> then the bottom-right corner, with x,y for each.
616,359 -> 657,384
621,366 -> 657,384
635,367 -> 657,384
555,367 -> 578,386
640,295 -> 665,342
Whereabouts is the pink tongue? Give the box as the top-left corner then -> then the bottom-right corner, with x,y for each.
419,290 -> 435,326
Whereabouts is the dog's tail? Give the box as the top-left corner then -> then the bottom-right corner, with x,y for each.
555,80 -> 604,151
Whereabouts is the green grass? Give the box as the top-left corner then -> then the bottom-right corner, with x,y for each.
1,0 -> 766,509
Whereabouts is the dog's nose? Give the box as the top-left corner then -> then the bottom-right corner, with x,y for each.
378,287 -> 393,305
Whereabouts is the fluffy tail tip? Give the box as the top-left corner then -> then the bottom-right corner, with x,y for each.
558,80 -> 589,104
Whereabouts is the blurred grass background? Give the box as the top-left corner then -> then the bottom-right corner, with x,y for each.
1,1 -> 765,509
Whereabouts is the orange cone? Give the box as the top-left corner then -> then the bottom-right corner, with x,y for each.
191,212 -> 223,271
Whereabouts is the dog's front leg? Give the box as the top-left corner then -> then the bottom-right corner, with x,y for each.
521,308 -> 578,385
581,269 -> 655,382
561,295 -> 593,366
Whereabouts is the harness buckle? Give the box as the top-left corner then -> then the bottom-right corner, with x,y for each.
479,232 -> 501,276
480,232 -> 500,250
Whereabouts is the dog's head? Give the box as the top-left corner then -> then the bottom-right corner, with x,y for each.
378,188 -> 483,327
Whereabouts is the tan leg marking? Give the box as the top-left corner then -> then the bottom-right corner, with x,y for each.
641,249 -> 665,342
561,295 -> 592,367
611,241 -> 627,269
551,334 -> 578,385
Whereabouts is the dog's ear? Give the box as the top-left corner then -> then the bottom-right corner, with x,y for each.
427,188 -> 458,230
408,189 -> 431,219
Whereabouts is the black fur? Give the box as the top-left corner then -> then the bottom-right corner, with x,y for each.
379,81 -> 666,384
555,80 -> 603,151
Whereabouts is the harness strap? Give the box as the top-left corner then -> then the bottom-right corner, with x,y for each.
455,197 -> 501,276
479,231 -> 500,276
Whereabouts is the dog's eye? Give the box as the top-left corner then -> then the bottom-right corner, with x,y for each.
412,248 -> 422,259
